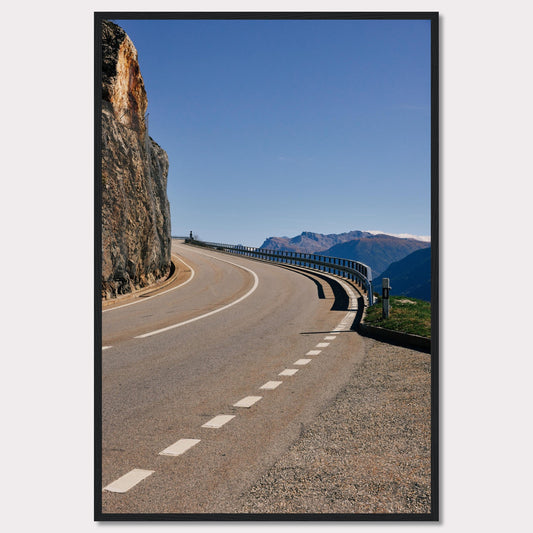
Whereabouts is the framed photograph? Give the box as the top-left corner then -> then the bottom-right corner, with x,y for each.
95,11 -> 438,521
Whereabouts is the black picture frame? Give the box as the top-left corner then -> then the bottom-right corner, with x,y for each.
95,11 -> 439,521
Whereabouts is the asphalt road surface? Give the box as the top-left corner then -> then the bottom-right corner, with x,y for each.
100,240 -> 367,515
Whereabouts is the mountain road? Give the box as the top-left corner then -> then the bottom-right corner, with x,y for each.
100,239 -> 367,514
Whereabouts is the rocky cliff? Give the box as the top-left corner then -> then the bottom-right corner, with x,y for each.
101,20 -> 171,299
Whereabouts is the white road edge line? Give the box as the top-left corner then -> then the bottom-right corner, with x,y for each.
103,255 -> 195,313
335,278 -> 359,328
159,438 -> 201,456
103,469 -> 154,493
102,346 -> 112,350
134,252 -> 259,339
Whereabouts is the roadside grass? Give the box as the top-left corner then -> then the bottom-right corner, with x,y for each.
364,296 -> 431,338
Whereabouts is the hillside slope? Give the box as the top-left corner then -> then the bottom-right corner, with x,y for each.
323,234 -> 429,277
372,247 -> 431,301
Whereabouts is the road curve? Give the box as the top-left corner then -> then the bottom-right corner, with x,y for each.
102,242 -> 256,346
102,254 -> 196,313
100,241 -> 366,514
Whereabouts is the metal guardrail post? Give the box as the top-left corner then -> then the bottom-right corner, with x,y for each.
382,278 -> 390,318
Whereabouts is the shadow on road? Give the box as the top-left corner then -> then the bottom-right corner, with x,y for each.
298,272 -> 365,331
351,295 -> 365,329
290,271 -> 325,299
276,263 -> 365,331
277,264 -> 348,309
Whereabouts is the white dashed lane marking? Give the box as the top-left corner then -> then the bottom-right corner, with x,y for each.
103,469 -> 154,493
102,274 -> 365,497
260,381 -> 282,390
202,415 -> 235,428
279,369 -> 298,376
233,396 -> 262,408
159,438 -> 200,457
104,270 -> 362,495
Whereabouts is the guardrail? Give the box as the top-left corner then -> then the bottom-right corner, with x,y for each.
185,239 -> 373,305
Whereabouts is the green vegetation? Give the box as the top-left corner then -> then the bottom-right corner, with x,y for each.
365,296 -> 431,338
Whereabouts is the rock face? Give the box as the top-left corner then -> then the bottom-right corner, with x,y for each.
101,20 -> 171,299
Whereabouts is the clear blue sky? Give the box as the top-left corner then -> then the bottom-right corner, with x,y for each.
111,18 -> 431,247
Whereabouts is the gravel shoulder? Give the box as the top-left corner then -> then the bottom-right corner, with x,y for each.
238,337 -> 432,515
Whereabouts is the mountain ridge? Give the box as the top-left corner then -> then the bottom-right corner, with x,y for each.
372,247 -> 431,301
260,230 -> 430,277
260,230 -> 429,250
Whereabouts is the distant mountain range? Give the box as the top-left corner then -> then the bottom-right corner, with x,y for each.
260,230 -> 373,254
372,247 -> 431,302
260,230 -> 430,277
